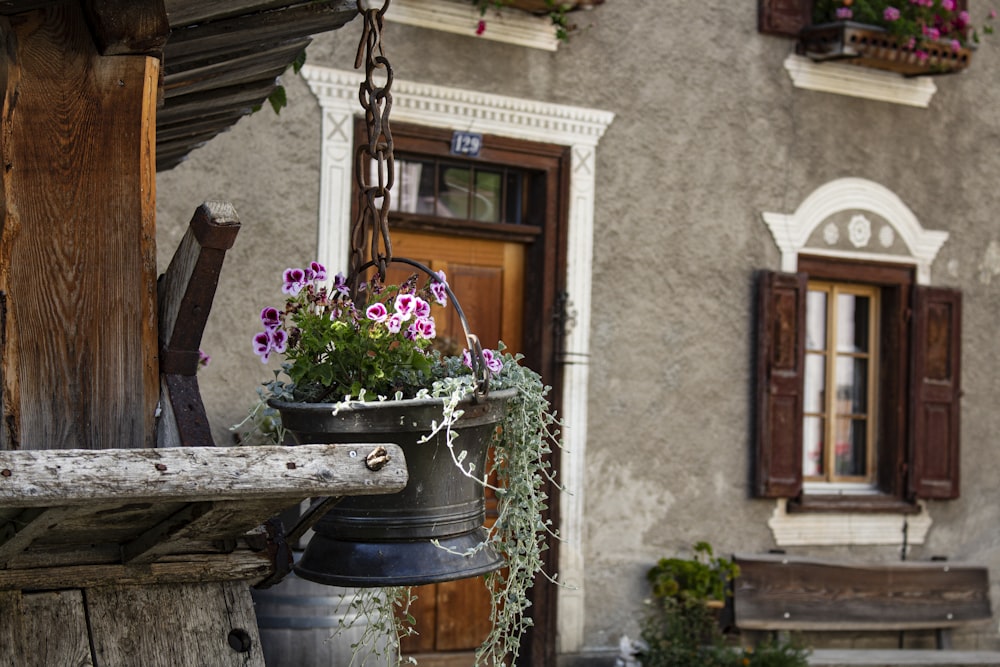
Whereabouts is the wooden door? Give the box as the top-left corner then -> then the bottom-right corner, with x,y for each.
386,229 -> 524,665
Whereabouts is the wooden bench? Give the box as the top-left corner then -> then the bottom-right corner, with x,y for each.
732,553 -> 1000,666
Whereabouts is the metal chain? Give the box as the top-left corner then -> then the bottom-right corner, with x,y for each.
350,0 -> 394,284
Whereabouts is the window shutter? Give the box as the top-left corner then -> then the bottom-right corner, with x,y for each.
909,286 -> 962,500
756,271 -> 806,498
759,0 -> 812,37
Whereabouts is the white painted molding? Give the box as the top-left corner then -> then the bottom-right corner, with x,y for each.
762,177 -> 949,284
385,0 -> 560,51
784,54 -> 938,108
302,64 -> 613,654
769,500 -> 932,547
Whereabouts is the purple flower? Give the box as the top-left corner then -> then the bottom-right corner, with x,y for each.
260,306 -> 281,330
253,332 -> 272,362
198,350 -> 211,368
482,348 -> 503,374
395,293 -> 416,321
836,7 -> 852,19
366,302 -> 388,322
884,6 -> 900,21
310,261 -> 328,282
332,272 -> 350,297
404,323 -> 419,341
413,317 -> 436,340
386,313 -> 404,333
462,348 -> 473,369
282,268 -> 308,296
430,271 -> 449,306
270,328 -> 288,354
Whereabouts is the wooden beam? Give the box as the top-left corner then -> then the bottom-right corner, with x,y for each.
81,0 -> 169,56
0,3 -> 160,451
0,507 -> 80,567
0,551 -> 274,590
0,443 -> 408,507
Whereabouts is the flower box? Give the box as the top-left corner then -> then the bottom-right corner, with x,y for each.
798,21 -> 973,76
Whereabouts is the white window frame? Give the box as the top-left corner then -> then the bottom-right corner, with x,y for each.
302,64 -> 613,653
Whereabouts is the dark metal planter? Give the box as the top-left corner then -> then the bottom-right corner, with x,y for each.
271,388 -> 515,587
798,22 -> 972,76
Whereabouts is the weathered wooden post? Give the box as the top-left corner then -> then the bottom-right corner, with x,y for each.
0,2 -> 396,665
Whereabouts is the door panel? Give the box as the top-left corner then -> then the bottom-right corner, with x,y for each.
389,229 -> 523,662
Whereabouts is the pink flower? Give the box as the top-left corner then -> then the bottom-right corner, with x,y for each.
386,313 -> 403,334
476,19 -> 486,35
836,7 -> 853,19
413,297 -> 431,319
942,0 -> 955,10
923,25 -> 941,40
366,302 -> 388,322
413,317 -> 436,340
253,329 -> 287,362
951,38 -> 962,51
916,49 -> 930,62
394,293 -> 416,321
430,271 -> 449,306
884,6 -> 901,21
992,9 -> 998,20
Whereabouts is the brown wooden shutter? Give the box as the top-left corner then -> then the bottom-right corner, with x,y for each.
756,271 -> 807,498
909,286 -> 962,500
759,0 -> 812,37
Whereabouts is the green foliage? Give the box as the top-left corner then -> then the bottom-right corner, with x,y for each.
639,544 -> 809,667
647,541 -> 739,603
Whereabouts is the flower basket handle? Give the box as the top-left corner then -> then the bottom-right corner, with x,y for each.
351,257 -> 491,398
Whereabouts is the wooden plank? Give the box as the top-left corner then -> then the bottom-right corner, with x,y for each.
0,443 -> 407,507
733,554 -> 992,631
87,581 -> 265,666
0,4 -> 160,451
21,590 -> 93,667
164,0 -> 317,28
163,38 -> 308,97
0,550 -> 273,590
162,1 -> 355,68
0,591 -> 26,667
155,112 -> 246,143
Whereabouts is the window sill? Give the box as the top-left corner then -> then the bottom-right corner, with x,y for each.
788,494 -> 923,515
783,54 -> 938,108
768,499 -> 932,547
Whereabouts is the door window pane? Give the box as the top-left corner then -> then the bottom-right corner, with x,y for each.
834,417 -> 867,477
804,353 -> 826,414
835,356 -> 868,415
806,290 -> 827,351
803,416 -> 825,477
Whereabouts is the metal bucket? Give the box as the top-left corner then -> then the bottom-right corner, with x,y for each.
271,388 -> 514,587
252,570 -> 391,666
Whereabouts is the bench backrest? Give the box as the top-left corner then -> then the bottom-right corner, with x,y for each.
733,553 -> 992,631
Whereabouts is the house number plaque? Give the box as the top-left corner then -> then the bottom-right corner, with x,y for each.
450,131 -> 483,157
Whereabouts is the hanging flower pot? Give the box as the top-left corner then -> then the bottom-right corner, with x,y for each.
271,387 -> 515,587
798,21 -> 972,76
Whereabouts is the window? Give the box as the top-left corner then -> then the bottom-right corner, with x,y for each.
756,257 -> 962,510
804,281 -> 879,487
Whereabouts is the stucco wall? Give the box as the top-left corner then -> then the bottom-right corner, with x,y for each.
156,0 -> 1000,662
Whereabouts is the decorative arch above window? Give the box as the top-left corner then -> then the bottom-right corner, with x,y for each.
762,177 -> 949,284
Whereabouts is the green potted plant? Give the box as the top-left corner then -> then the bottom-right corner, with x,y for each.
802,0 -> 995,75
239,258 -> 561,664
639,543 -> 809,667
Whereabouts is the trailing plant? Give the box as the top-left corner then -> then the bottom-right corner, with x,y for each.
813,0 -> 996,49
638,543 -> 809,667
236,261 -> 563,666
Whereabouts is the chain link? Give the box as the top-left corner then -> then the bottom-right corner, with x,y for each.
350,0 -> 394,283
